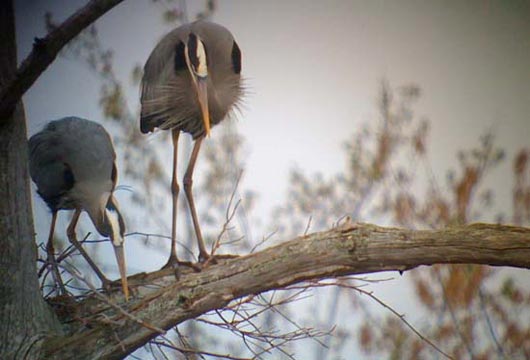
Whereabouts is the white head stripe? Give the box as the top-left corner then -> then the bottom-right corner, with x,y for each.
106,208 -> 123,246
195,39 -> 208,77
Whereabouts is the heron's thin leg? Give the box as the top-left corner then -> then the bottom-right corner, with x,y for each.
183,136 -> 209,262
162,130 -> 201,272
46,211 -> 67,295
67,209 -> 111,289
162,129 -> 181,269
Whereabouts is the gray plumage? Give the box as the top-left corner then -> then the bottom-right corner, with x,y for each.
139,21 -> 244,265
29,116 -> 119,235
140,20 -> 243,138
29,116 -> 129,299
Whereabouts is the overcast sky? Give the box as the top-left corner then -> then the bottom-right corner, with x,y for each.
15,1 -> 530,358
17,0 -> 530,222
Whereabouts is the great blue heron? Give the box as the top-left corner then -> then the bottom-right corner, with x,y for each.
140,21 -> 243,267
29,116 -> 129,300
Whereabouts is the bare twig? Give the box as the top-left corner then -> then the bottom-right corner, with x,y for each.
0,0 -> 124,120
208,171 -> 244,259
304,216 -> 312,236
62,261 -> 166,335
250,230 -> 277,253
433,267 -> 475,358
354,286 -> 454,360
478,287 -> 505,357
151,340 -> 252,360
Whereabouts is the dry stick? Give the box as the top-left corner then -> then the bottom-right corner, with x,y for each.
152,339 -> 252,360
210,200 -> 241,254
38,232 -> 91,285
151,341 -> 171,360
126,231 -> 196,258
354,286 -> 454,360
208,171 -> 244,258
209,288 -> 311,329
220,288 -> 312,327
210,299 -> 330,359
478,287 -> 505,357
249,230 -> 276,254
434,267 -> 475,358
62,261 -> 166,335
200,181 -> 244,266
201,310 -> 308,359
56,232 -> 91,265
310,278 -> 453,359
294,278 -> 448,357
268,297 -> 330,349
0,0 -> 125,120
304,216 -> 313,236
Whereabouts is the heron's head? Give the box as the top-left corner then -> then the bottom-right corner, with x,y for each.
185,33 -> 210,136
90,193 -> 129,300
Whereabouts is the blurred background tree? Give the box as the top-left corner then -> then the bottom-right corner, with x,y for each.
275,81 -> 530,359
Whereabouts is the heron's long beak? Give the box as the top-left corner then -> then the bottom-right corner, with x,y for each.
112,244 -> 129,301
196,76 -> 210,137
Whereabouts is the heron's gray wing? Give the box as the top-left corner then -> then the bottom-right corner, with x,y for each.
29,129 -> 75,211
29,117 -> 116,210
140,24 -> 193,133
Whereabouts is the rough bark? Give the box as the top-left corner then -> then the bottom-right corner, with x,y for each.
42,222 -> 530,359
0,2 -> 61,359
0,0 -> 124,121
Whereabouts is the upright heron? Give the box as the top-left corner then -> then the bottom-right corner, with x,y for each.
140,21 -> 243,267
29,117 -> 129,300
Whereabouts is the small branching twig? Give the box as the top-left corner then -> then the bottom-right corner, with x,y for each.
208,171 -> 244,259
354,286 -> 454,360
250,230 -> 277,253
151,340 -> 252,360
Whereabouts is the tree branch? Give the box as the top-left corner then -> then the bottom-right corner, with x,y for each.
0,0 -> 124,121
43,222 -> 530,359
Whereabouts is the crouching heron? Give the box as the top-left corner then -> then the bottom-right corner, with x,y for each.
140,21 -> 243,267
29,116 -> 129,300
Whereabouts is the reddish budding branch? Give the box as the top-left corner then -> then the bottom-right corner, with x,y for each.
43,222 -> 530,359
0,0 -> 124,121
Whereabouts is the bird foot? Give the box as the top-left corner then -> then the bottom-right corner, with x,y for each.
102,278 -> 132,300
160,255 -> 202,279
201,253 -> 240,267
100,277 -> 114,294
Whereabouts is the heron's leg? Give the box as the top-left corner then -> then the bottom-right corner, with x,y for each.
183,137 -> 209,262
162,129 -> 181,270
161,130 -> 201,272
66,209 -> 111,290
45,211 -> 67,295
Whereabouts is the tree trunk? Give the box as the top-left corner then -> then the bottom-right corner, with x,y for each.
0,2 -> 61,359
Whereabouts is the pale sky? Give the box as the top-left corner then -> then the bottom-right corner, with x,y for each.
15,1 -> 530,358
18,0 -> 530,222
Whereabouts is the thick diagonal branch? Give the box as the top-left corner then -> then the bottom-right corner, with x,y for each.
0,0 -> 124,121
44,223 -> 530,359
